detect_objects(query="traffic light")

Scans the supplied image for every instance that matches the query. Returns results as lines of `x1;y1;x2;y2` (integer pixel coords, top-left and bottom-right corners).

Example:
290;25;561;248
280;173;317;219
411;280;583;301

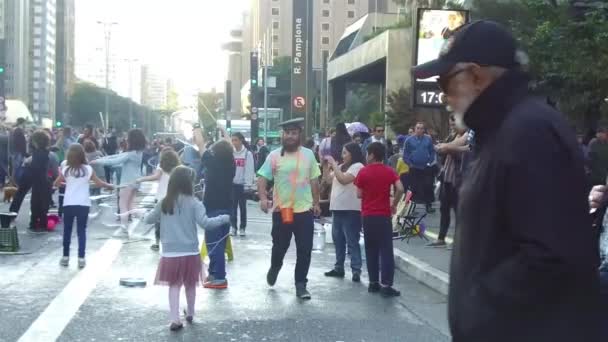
250;52;258;89
0;66;4;74
55;121;62;128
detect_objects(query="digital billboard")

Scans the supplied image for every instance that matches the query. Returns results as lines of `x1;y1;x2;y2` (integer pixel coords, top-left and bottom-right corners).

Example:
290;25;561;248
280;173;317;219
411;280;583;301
413;9;469;107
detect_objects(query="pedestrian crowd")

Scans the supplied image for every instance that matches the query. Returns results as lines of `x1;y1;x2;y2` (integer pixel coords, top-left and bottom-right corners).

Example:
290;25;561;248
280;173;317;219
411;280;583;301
4;19;608;340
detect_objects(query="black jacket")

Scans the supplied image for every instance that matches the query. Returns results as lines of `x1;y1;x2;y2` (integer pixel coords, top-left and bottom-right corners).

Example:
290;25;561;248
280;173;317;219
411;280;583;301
449;70;601;341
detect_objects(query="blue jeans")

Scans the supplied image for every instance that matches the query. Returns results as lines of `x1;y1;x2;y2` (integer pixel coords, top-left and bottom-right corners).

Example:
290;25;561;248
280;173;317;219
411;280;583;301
205;208;231;280
332;210;362;274
63;206;90;258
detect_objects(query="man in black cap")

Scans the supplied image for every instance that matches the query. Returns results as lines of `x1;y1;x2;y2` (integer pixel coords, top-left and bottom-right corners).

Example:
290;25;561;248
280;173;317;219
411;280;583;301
257;118;321;300
413;20;601;341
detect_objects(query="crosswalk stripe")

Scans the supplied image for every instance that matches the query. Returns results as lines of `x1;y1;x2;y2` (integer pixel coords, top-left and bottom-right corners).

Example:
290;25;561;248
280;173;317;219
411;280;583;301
17;185;158;342
17;239;123;342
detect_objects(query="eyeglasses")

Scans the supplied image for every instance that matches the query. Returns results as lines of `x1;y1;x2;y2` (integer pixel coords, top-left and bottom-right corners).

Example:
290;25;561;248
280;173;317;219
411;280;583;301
437;68;468;94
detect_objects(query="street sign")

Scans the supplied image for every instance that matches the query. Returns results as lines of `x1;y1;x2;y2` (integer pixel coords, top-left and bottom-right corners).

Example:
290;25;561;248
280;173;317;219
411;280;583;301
293;96;306;109
251;114;258;120
252;107;258;113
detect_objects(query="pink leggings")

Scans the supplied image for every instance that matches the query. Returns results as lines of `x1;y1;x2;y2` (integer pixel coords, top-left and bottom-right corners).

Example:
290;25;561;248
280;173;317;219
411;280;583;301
169;285;196;323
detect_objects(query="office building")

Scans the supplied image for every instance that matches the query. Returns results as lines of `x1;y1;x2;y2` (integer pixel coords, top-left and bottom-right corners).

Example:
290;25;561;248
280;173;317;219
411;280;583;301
2;0;32;104
141;65;167;110
56;0;75;122
223;0;403;115
30;0;57;122
250;0;401;69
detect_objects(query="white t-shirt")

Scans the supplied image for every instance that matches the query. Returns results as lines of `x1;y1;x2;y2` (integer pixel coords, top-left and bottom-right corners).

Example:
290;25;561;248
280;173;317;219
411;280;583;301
61;161;93;207
157;166;170;201
329;162;363;211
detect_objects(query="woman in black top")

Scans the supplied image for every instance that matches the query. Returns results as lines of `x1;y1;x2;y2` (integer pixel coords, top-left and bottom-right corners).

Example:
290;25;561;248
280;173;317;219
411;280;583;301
195;127;235;289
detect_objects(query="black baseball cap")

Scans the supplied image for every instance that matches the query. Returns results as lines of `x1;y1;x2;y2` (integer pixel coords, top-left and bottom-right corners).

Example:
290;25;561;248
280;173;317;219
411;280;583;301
412;20;520;79
278;117;305;130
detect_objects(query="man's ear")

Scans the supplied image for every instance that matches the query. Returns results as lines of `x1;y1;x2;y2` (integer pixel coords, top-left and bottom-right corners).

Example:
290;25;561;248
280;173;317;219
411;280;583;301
469;64;487;92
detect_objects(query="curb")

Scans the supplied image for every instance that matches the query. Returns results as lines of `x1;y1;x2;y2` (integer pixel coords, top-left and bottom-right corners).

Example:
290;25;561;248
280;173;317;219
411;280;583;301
393;248;449;296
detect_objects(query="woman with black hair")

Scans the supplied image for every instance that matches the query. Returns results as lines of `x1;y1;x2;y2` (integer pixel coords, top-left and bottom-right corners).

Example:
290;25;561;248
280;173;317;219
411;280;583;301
323;142;365;282
193;127;235;289
230;132;254;236
330;123;351;163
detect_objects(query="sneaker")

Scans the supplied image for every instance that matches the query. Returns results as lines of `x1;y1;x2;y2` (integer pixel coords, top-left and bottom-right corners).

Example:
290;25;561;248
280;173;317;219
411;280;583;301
426;206;436;214
380;286;401;298
238;228;246;237
28;227;46;235
183;309;193;324
266;267;280;287
324;269;345;278
150;243;160;251
426;240;447;248
114;227;129;239
296;283;311;300
352;273;361;283
368;282;381;293
230;228;237;236
78;258;86;269
60;256;69;267
203;278;228;289
169;322;183;332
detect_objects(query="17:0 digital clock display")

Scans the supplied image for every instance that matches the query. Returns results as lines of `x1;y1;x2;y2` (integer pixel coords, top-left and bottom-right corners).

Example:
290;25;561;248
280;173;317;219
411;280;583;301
415;90;445;106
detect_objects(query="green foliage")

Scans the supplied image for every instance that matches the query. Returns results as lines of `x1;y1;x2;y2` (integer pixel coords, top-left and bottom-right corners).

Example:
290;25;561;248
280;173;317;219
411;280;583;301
386;87;417;134
197;91;223;131
363;20;412;42
69;82;161;133
335;83;382;125
470;0;608;127
271;56;291;79
165;88;179;112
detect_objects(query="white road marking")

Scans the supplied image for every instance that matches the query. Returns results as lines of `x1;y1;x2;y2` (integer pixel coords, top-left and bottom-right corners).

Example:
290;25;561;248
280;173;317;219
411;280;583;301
17;185;157;342
424;231;453;244
17;239;123;342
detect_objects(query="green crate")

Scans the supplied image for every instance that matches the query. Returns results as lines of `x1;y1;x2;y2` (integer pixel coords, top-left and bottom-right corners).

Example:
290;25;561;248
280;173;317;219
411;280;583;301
0;226;19;252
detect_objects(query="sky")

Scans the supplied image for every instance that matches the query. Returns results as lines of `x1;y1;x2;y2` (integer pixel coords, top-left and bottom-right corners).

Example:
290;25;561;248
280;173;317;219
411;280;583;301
75;0;248;98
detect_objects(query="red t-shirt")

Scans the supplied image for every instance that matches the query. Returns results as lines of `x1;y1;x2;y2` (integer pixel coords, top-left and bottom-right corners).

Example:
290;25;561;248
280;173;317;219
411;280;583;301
354;163;399;217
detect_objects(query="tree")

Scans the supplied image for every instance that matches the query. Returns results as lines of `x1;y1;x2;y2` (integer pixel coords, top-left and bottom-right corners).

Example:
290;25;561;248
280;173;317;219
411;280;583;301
386;88;416;134
197;91;223;131
69;82;106;127
386;87;444;135
70;82;154;132
335;83;382;125
165;88;179;112
469;0;608;129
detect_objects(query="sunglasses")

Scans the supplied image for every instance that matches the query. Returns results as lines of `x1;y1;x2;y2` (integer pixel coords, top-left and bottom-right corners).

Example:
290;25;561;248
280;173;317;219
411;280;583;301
437;68;469;94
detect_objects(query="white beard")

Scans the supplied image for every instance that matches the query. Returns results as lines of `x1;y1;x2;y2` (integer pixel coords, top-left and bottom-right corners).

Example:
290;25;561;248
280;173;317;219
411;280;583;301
447;92;478;131
453;112;468;131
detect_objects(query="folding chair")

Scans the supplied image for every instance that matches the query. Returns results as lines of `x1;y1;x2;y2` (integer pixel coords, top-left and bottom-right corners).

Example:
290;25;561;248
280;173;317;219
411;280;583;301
392;190;428;242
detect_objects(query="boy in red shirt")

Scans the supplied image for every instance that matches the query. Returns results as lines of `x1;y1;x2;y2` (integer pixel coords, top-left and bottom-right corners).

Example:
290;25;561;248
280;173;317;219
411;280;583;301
354;142;404;297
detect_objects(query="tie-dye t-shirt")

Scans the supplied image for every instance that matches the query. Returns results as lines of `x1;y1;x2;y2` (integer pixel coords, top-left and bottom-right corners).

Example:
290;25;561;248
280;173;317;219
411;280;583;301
257;147;321;213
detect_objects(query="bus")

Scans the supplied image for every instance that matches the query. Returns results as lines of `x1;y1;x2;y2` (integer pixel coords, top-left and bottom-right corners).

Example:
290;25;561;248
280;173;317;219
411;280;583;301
216;108;283;149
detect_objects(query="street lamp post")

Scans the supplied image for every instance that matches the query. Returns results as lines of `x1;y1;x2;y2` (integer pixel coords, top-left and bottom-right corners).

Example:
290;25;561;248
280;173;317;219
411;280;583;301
97;21;118;130
124;58;138;128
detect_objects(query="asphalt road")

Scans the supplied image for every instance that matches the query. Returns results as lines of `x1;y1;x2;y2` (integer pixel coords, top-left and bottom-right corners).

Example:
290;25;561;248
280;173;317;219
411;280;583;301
0;188;449;342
